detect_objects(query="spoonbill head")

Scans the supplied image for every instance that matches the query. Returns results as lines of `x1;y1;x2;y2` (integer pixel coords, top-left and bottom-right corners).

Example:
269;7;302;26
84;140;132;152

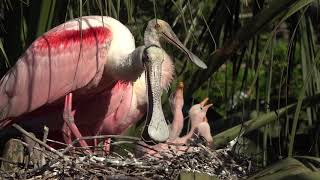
144;19;207;69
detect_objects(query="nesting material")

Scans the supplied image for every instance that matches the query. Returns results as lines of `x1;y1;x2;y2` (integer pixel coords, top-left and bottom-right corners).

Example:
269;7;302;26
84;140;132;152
0;128;258;180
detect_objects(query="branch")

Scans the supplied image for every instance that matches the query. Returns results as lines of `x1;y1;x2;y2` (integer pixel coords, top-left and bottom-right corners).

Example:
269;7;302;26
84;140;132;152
213;93;320;147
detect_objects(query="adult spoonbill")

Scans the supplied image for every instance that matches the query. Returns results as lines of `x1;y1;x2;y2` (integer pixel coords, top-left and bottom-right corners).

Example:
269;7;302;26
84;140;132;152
0;16;206;145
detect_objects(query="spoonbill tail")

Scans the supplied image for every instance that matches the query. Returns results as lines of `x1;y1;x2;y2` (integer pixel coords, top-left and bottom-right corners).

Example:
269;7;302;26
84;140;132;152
0;16;206;146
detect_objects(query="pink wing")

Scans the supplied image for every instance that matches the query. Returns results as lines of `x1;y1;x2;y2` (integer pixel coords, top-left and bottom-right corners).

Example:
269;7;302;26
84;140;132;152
9;81;134;145
72;81;133;137
0;18;112;120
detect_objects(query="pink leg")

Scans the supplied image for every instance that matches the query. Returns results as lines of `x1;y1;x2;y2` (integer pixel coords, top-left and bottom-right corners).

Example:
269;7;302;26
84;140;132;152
63;93;91;154
62;123;72;144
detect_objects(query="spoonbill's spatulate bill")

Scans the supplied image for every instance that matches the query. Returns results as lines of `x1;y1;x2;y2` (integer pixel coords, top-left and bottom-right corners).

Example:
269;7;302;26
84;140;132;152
0;16;206;145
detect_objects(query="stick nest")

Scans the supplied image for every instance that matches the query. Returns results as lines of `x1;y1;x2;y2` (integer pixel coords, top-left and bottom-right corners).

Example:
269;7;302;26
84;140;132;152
0;126;259;179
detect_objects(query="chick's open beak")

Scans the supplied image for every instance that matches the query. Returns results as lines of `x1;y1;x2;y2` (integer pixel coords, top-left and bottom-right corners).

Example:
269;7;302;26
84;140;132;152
199;97;213;122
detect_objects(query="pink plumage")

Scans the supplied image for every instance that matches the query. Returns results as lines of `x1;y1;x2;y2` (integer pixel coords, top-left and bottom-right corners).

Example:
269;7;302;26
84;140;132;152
0;16;140;145
0;16;205;147
34;27;111;50
0;17;116;122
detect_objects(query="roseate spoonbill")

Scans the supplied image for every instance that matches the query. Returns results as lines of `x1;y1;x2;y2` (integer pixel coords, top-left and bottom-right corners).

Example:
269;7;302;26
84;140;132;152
136;84;213;157
196;121;213;146
0;16;206;145
167;121;213;157
169;97;213;145
188;97;212;130
168;97;214;152
168;81;184;140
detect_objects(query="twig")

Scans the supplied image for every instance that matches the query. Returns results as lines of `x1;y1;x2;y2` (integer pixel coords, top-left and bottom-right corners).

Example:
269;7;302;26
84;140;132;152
46;139;68;147
0;168;14;178
61;135;140;155
41;126;49;166
42;126;49;145
18;141;52;160
197;143;215;157
12;124;65;159
0;157;21;165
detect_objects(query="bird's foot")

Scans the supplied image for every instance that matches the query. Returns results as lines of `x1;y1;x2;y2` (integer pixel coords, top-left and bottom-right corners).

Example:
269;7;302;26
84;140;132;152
63;93;91;154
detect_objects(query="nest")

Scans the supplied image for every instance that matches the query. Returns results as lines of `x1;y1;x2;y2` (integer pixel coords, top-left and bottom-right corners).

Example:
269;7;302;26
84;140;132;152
0;124;258;179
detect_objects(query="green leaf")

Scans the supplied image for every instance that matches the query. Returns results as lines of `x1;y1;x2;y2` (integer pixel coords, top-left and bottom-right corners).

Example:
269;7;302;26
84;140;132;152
248;158;312;180
36;0;56;37
0;38;10;68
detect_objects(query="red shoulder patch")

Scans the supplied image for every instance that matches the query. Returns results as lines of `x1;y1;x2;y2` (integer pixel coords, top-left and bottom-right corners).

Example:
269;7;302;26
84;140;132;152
34;27;112;50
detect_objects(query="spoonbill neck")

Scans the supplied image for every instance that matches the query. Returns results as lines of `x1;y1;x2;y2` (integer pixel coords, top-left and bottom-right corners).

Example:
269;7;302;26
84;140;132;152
133;52;174;107
98;16;144;81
